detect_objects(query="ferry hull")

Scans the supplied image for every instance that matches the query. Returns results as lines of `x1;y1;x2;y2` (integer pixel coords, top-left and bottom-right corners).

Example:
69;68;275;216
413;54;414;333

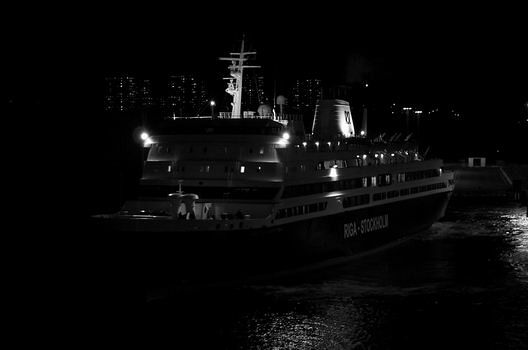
97;192;451;282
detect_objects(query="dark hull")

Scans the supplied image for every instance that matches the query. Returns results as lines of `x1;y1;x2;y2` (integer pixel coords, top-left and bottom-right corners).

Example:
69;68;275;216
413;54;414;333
99;191;451;283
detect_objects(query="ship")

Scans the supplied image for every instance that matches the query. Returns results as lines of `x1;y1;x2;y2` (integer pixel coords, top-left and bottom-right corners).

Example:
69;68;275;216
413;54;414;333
94;40;455;281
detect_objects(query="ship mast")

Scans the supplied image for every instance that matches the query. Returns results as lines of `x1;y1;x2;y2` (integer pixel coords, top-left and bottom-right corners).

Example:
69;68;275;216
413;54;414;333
219;37;260;118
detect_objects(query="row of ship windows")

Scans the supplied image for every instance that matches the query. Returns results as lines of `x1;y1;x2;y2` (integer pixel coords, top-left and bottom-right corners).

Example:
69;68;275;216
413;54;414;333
158;164;442;180
275;182;447;220
282;169;442;198
286;155;420;173
156;145;267;155
275;201;328;220
373;182;447;201
166;165;264;174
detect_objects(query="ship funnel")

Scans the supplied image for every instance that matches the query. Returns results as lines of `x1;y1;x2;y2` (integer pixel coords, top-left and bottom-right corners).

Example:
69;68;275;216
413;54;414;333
311;99;355;140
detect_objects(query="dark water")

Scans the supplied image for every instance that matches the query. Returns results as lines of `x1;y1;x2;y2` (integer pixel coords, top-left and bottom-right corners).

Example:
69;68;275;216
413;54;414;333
141;203;527;349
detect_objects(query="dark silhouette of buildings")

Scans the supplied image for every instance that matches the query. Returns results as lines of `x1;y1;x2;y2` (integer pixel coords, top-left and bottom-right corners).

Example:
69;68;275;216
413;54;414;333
104;75;154;113
162;74;209;118
243;73;267;111
291;78;322;113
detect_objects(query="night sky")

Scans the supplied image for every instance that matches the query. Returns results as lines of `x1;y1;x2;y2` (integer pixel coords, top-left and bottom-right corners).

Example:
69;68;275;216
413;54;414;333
3;7;527;144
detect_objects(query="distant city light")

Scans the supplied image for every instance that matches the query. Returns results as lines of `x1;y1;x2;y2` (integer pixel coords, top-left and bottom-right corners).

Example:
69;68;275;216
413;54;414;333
360;130;366;136
365;83;369;87
362;154;367;160
315;141;320;147
403;107;412;111
210;100;216;106
415;110;423;114
302;142;307;147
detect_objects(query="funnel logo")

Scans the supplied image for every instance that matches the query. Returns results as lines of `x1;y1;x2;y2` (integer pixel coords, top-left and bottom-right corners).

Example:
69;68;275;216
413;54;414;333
344;111;352;124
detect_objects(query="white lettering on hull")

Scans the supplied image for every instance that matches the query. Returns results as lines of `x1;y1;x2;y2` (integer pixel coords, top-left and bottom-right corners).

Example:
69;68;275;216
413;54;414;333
344;214;389;239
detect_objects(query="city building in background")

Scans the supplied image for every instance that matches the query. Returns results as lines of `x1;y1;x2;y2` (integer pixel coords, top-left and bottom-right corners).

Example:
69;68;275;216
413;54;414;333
290;78;322;113
104;75;138;112
138;79;155;111
242;73;266;112
104;75;155;113
164;74;209;119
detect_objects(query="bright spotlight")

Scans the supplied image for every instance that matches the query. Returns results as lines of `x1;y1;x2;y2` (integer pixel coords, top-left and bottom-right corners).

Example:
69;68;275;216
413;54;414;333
282;132;290;140
140;132;149;141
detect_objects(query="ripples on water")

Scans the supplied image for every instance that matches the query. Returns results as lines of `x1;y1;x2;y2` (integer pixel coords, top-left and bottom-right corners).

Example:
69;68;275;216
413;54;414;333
144;204;528;349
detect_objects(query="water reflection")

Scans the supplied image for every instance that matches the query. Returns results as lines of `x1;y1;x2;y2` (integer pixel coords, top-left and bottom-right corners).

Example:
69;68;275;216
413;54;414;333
235;294;377;349
501;209;528;282
146;204;528;349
